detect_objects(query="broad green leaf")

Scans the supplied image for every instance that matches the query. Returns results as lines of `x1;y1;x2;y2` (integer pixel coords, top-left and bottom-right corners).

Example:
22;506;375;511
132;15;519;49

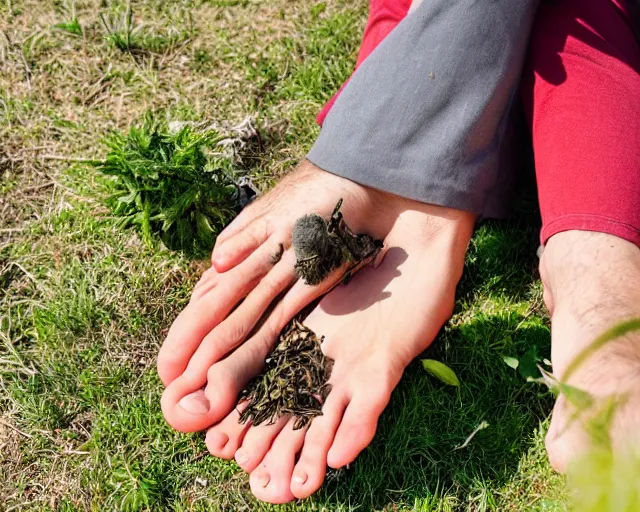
518;347;541;380
503;356;519;370
421;359;460;387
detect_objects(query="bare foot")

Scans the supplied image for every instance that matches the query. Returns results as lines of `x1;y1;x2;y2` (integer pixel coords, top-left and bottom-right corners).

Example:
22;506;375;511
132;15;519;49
540;231;640;472
204;204;475;503
158;160;418;432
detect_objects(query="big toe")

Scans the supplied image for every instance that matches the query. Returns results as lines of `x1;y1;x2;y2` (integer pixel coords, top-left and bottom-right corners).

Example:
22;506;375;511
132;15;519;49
161;316;281;433
160;363;242;432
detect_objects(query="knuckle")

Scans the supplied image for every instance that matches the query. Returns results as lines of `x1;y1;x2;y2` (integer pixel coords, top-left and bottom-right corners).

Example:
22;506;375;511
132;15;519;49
251;325;280;359
191;279;215;303
258;216;271;241
206;357;232;384
259;273;282;297
180;369;206;389
220;320;249;352
200;334;224;362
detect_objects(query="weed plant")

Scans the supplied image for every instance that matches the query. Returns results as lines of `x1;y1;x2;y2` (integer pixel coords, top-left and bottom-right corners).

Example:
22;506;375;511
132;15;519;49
95;114;242;258
100;4;192;55
53;0;82;36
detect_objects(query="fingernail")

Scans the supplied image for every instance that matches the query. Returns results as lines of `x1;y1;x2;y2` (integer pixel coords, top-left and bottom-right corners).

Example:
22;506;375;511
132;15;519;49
235;449;249;464
178;390;210;414
256;472;270;488
292;471;307;485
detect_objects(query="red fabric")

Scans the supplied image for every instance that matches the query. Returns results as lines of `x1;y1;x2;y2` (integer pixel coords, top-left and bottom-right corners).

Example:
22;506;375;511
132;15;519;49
316;0;412;126
522;0;640;246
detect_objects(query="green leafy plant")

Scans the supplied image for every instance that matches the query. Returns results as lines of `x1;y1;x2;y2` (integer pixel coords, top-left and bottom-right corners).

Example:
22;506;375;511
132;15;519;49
502;346;543;380
53;0;82;36
95;114;245;257
54;18;82;37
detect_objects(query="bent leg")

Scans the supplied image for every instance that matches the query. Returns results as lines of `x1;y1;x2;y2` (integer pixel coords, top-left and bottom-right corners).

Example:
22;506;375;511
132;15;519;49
522;0;640;472
316;0;412;126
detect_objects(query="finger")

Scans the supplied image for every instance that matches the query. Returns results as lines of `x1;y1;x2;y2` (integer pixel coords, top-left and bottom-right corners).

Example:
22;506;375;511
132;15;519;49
212;215;272;272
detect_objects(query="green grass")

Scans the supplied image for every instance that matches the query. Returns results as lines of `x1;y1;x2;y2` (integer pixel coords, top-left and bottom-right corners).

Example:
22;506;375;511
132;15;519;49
1;0;566;510
99;4;194;56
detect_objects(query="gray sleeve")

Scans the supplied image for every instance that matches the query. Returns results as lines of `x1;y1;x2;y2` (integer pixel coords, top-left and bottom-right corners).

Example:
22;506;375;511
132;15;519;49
307;0;540;218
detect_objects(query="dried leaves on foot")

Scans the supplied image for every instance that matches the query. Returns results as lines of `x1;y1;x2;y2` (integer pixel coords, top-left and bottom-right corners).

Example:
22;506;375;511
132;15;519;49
238;321;333;430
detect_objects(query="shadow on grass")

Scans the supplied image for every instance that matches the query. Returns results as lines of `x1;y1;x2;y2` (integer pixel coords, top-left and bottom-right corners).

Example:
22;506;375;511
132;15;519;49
317;313;552;510
315;175;555;510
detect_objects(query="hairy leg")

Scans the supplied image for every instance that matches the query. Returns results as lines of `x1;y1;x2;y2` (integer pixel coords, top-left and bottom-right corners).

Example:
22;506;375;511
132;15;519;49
520;0;640;471
541;231;640;472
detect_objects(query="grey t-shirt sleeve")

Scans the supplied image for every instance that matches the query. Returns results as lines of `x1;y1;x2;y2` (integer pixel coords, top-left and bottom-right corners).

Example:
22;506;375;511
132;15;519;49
307;0;540;219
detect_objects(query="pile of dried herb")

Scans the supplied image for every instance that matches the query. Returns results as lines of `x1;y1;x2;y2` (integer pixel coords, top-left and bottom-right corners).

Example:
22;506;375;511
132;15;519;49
239;321;333;430
238;200;383;429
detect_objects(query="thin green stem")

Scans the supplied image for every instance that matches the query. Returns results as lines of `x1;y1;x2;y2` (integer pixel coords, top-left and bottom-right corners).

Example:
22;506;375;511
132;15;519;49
562;318;640;382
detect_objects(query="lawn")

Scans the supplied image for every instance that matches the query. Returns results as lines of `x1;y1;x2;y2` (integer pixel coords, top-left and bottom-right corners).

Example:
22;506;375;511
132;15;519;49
1;0;568;510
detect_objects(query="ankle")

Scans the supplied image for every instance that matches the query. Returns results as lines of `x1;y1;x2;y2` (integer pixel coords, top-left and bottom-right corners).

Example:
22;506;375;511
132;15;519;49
540;231;640;317
540;231;640;380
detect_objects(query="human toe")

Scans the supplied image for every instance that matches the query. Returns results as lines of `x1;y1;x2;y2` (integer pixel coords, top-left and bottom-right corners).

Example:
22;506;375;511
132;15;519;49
205;408;250;459
160;359;246;432
291;391;347;499
234;417;288;472
249;419;305;504
327;388;392;469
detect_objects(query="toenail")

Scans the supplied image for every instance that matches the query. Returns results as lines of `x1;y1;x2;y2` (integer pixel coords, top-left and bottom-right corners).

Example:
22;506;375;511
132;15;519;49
178;391;210;414
292;471;307;485
256;472;270;488
235;448;249;464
